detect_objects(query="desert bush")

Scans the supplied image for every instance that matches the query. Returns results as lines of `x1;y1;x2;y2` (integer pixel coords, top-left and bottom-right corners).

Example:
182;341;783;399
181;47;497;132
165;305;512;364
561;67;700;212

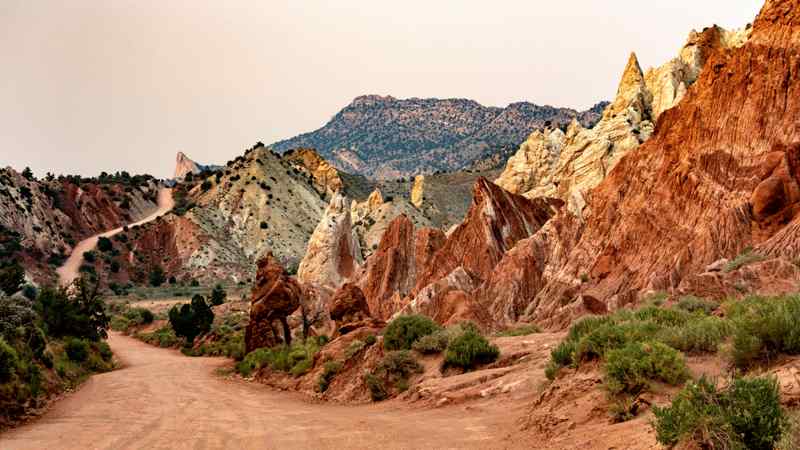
364;372;387;401
658;316;731;353
236;348;272;377
604;341;688;395
344;340;366;359
65;338;90;362
383;314;441;351
724;248;766;273
444;330;500;370
495;324;541;337
676;296;719;315
0;337;18;382
317;361;342;393
653;376;786;450
727;295;800;368
412;329;450;354
364;334;376;346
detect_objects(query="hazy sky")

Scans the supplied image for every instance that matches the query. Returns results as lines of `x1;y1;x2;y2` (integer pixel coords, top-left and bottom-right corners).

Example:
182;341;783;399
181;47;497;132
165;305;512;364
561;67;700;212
1;1;763;178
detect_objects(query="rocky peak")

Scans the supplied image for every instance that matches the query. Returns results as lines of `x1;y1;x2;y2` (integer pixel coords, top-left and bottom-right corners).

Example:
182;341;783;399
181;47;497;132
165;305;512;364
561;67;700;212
174;151;201;180
297;191;363;289
604;52;649;121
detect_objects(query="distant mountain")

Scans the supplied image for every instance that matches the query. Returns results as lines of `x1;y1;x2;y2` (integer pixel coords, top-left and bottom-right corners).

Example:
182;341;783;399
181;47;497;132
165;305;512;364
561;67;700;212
270;96;608;179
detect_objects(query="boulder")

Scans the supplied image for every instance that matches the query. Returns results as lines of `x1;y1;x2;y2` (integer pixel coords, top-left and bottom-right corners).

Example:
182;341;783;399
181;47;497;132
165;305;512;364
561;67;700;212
329;282;381;335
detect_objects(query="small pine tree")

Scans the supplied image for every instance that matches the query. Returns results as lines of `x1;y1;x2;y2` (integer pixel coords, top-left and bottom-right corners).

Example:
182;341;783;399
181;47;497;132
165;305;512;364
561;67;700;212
149;265;166;287
210;284;226;306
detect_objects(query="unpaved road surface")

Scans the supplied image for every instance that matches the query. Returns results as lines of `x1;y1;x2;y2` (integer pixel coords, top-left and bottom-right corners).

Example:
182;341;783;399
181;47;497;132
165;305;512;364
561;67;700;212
56;187;174;286
2;333;517;449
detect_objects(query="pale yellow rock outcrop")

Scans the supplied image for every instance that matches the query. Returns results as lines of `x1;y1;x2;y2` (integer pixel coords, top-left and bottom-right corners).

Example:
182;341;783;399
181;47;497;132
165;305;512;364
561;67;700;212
297;192;363;289
411;175;425;208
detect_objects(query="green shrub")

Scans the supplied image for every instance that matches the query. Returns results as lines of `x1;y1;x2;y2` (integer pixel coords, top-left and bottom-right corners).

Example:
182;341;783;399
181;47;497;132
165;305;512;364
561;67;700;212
364;334;376;346
495;324;541;337
653;376;786;450
412;329;450;354
658;316;731;353
95;341;113;362
444;331;500;369
727;295;800;368
676;296;719;315
364;372;387;401
724;249;766;273
139;309;154;324
383;314;441;351
379;350;423;379
237;348;272;377
604;341;688;395
0;337;18;381
65;338;90;362
344;340;366;359
110;315;131;332
317;361;342;393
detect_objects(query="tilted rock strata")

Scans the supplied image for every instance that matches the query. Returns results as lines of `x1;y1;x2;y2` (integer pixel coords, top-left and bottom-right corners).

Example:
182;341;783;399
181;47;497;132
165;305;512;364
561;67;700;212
357;215;446;321
480;0;800;329
414;177;563;293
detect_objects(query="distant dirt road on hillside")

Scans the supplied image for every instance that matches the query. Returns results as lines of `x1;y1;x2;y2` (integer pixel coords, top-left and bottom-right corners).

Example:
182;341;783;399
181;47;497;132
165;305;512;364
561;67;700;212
56;187;174;287
1;333;516;450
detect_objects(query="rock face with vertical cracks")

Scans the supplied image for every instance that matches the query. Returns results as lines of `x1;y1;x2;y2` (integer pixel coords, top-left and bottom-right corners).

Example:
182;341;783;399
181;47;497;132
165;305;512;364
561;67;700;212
358;215;445;321
414;177;563;294
484;0;800;329
245;253;303;353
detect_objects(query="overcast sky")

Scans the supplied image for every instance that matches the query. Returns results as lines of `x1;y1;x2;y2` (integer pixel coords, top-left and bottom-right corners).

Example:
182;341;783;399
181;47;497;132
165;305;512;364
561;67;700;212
0;0;763;178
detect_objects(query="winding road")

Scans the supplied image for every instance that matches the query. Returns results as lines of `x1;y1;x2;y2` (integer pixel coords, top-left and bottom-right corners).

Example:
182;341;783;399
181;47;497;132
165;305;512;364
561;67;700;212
56;187;175;286
2;333;512;449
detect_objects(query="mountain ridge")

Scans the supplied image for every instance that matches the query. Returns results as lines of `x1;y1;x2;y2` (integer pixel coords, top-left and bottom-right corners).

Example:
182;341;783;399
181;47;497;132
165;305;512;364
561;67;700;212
270;96;607;179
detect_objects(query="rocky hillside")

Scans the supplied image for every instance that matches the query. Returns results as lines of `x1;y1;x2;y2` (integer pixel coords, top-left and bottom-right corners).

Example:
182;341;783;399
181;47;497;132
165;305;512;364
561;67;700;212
0;167;160;284
270;96;607;179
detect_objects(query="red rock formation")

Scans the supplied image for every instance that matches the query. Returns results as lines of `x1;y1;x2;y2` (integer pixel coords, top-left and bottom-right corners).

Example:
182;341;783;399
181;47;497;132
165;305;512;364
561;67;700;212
358;215;445;320
328;282;382;335
245;253;303;353
478;0;800;328
414;177;562;293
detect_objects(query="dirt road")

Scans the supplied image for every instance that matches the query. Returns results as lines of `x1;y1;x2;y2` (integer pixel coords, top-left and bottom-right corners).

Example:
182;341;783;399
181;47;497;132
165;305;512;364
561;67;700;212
56;188;175;286
2;333;517;449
